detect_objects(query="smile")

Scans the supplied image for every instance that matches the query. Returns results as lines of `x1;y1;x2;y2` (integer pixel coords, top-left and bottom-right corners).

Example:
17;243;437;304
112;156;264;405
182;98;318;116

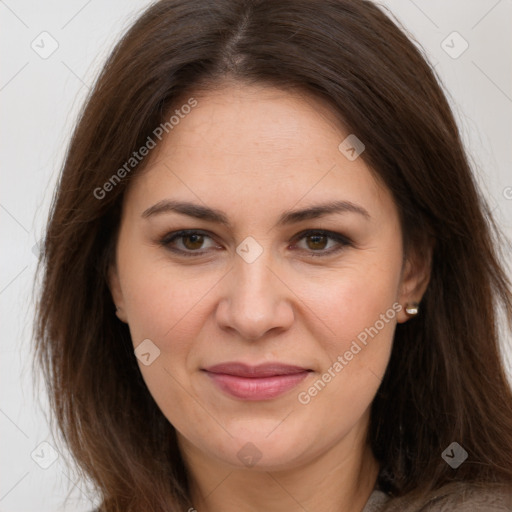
202;362;312;401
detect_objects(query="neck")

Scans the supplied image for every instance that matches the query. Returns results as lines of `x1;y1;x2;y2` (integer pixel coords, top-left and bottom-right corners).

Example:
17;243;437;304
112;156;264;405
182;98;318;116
178;417;379;512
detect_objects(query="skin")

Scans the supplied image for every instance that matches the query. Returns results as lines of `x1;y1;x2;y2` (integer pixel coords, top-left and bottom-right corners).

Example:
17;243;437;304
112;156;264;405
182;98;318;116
108;81;431;512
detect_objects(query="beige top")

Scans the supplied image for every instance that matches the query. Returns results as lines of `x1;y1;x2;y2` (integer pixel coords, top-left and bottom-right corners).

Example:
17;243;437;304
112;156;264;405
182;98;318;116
361;483;512;511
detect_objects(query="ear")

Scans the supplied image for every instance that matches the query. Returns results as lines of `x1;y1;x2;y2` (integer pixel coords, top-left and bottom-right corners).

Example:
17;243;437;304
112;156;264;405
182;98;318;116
396;240;433;324
107;263;128;323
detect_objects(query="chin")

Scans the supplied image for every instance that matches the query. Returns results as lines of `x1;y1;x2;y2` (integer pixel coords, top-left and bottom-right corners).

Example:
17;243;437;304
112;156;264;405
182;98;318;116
205;427;317;472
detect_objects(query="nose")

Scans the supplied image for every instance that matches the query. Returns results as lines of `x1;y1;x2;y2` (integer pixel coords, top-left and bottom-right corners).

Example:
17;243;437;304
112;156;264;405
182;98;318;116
215;247;295;341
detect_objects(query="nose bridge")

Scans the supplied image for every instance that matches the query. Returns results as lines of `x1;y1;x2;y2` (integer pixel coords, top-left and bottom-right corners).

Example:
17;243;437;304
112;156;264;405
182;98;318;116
216;240;294;340
234;234;276;295
235;251;273;302
233;246;278;317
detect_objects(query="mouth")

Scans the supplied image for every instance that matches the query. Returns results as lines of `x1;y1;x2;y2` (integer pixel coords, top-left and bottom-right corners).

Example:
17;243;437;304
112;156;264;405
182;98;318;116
201;362;313;401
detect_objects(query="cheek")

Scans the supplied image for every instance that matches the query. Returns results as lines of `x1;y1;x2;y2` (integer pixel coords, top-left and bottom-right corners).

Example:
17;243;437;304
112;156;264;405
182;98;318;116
118;248;217;347
295;269;399;434
305;254;402;356
117;258;211;429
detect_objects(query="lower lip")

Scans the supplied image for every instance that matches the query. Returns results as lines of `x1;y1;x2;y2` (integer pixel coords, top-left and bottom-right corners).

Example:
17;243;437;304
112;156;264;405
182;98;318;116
204;371;310;401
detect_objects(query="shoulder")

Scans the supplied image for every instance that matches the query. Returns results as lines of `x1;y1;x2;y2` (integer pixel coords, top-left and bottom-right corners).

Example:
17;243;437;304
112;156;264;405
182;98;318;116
362;489;393;512
364;482;512;512
420;482;512;511
428;482;512;511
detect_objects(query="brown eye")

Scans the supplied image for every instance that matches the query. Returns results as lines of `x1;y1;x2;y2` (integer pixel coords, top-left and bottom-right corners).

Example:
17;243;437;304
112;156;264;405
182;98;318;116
160;230;219;256
293;230;352;256
181;233;205;250
305;234;328;251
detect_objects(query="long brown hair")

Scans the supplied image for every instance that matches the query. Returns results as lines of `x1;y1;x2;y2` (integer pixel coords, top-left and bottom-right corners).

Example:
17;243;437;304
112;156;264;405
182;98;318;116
33;0;512;510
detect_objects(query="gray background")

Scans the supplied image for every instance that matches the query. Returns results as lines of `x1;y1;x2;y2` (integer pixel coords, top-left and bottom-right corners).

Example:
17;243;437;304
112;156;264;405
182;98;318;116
1;0;511;510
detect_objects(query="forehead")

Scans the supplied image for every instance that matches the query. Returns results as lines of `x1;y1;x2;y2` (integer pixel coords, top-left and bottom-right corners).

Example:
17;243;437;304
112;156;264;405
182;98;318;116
175;83;344;151
122;82;393;222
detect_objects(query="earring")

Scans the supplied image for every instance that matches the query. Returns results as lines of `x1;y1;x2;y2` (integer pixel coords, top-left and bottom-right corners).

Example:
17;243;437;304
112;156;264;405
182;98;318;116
405;302;420;316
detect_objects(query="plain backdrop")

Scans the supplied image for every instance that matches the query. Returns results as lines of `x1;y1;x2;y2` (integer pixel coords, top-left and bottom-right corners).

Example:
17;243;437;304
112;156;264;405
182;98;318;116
1;1;511;510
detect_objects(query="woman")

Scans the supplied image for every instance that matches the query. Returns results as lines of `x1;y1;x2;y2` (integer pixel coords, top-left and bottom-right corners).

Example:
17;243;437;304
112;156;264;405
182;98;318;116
33;0;512;510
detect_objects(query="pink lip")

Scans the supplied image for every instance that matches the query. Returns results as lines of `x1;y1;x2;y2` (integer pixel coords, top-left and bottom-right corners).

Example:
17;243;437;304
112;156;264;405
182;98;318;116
202;362;311;401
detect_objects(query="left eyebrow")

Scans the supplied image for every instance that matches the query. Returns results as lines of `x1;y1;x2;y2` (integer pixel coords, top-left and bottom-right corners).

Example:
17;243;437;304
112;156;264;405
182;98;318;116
141;199;371;226
275;200;371;226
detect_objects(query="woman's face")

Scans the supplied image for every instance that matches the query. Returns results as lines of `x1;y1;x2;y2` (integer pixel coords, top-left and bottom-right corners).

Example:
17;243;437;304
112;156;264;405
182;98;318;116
109;82;427;472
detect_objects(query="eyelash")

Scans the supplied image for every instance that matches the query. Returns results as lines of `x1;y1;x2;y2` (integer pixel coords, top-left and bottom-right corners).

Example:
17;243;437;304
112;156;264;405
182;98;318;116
159;229;353;258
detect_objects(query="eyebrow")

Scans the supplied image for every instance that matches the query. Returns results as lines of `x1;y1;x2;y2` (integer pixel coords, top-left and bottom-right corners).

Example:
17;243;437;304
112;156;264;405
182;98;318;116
141;199;371;226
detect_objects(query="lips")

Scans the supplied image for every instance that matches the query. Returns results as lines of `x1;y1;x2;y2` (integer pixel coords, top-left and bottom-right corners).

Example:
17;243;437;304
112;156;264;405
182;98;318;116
202;362;312;400
204;362;309;377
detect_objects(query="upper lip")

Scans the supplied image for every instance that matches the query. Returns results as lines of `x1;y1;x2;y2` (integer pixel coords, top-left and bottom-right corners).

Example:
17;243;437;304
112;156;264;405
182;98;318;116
203;362;311;378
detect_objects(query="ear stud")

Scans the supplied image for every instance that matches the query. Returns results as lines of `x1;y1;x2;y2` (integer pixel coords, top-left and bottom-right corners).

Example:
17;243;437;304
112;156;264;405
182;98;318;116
405;302;420;316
